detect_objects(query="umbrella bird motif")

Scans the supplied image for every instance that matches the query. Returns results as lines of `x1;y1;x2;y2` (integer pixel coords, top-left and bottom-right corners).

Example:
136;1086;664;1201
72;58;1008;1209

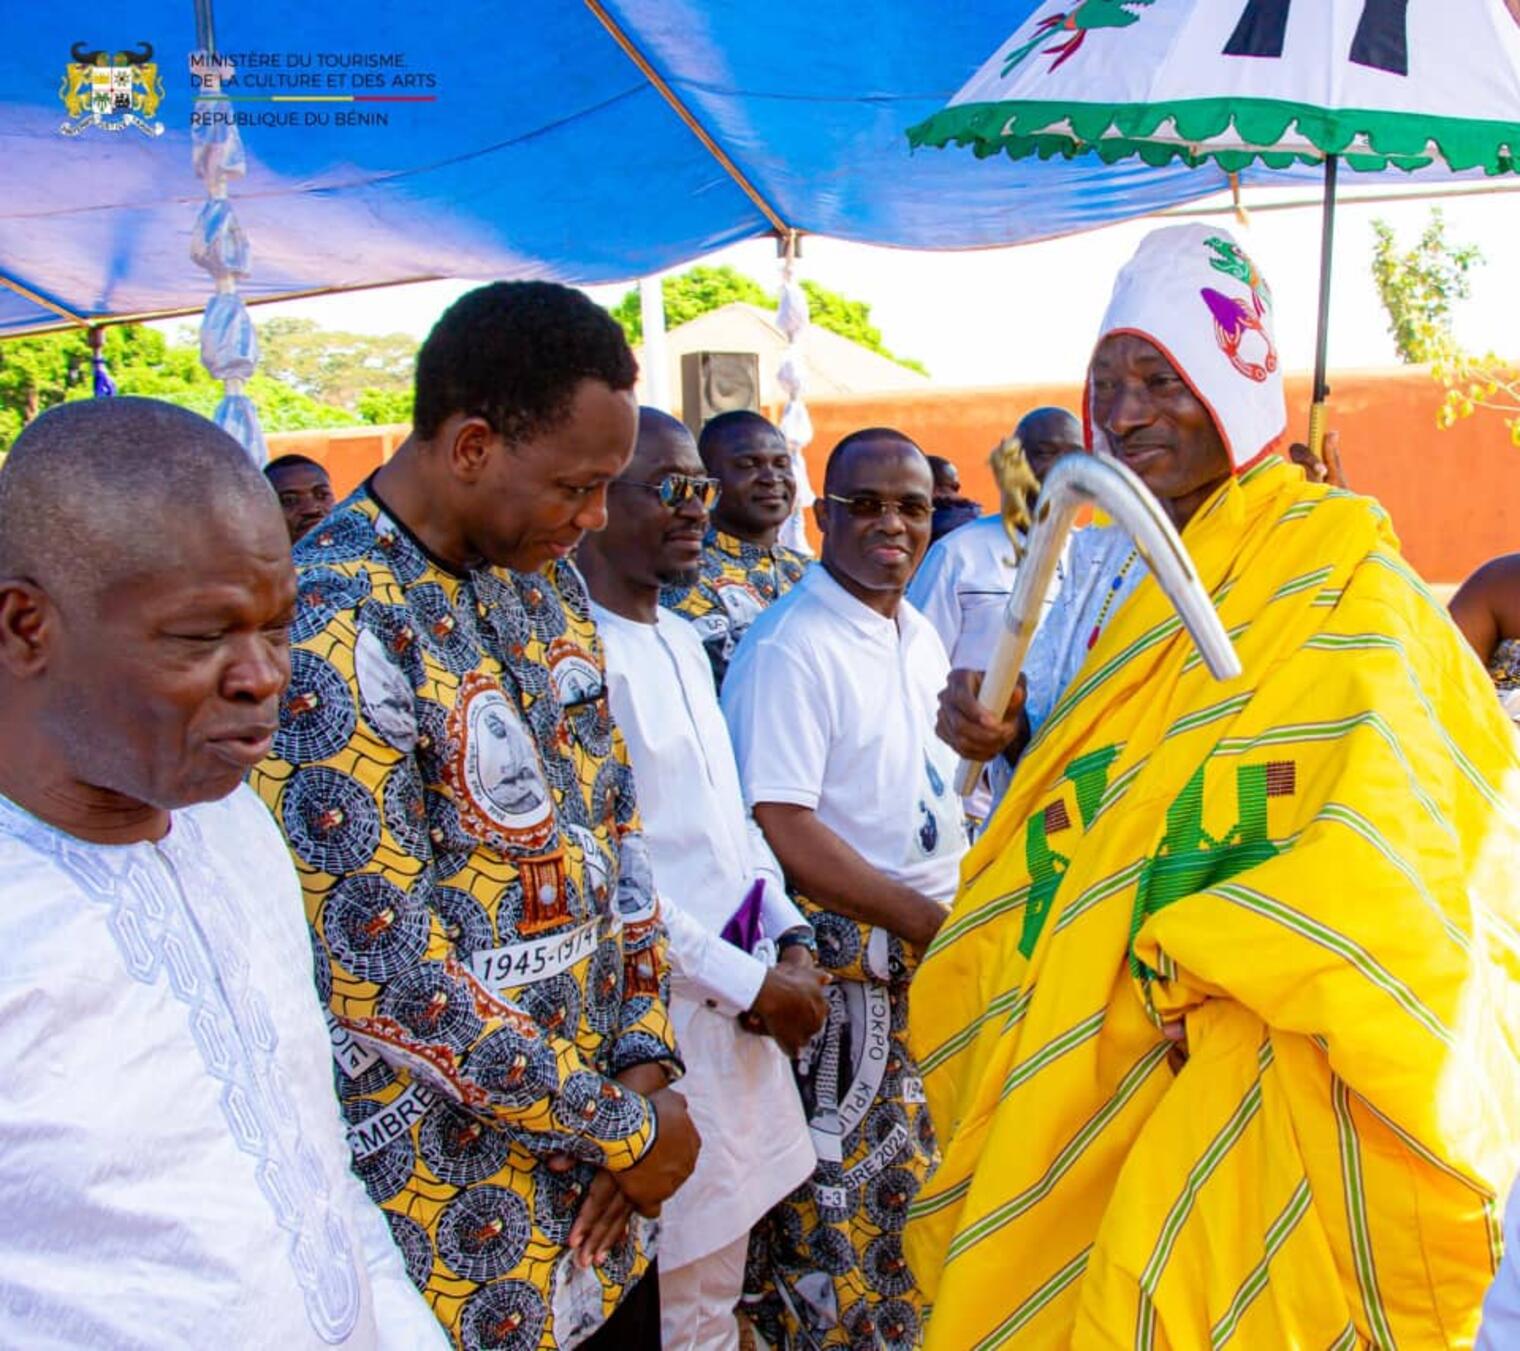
1001;0;1156;77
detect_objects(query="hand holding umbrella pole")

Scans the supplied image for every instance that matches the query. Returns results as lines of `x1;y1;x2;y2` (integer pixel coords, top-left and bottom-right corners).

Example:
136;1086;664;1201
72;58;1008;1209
954;452;1243;796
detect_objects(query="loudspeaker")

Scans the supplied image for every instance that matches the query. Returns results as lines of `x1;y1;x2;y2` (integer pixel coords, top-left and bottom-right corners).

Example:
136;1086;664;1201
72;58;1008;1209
680;351;761;436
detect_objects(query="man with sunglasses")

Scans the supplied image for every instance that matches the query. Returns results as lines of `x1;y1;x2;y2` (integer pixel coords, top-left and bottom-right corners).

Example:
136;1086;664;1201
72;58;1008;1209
579;407;830;1349
721;428;1021;1349
253;283;700;1350
661;410;810;690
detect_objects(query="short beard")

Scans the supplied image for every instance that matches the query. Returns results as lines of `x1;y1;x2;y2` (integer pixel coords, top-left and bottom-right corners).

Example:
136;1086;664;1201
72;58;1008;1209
656;564;701;588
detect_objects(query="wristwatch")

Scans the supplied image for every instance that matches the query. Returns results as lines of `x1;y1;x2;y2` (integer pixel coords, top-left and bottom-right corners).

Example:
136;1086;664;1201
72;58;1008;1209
775;925;817;955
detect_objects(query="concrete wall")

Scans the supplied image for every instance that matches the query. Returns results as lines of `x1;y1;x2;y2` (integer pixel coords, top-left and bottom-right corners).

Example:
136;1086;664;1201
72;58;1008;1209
269;366;1518;585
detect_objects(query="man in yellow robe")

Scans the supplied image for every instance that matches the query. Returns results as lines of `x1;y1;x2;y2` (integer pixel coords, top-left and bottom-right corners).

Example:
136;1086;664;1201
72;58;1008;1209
908;224;1520;1349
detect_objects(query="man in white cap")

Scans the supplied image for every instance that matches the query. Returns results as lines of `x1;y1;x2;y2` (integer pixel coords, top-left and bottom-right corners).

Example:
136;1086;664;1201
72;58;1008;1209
911;225;1520;1349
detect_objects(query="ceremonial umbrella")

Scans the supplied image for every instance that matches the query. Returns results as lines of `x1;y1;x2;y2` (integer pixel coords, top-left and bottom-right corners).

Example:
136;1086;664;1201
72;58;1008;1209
908;0;1520;457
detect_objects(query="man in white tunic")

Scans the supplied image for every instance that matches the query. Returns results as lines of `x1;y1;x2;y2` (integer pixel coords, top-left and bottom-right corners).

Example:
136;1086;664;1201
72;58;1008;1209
908;407;1081;672
578;408;828;1349
0;400;442;1349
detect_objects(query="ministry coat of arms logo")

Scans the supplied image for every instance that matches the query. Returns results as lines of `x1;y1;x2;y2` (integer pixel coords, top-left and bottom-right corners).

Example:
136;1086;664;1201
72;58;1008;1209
59;42;165;138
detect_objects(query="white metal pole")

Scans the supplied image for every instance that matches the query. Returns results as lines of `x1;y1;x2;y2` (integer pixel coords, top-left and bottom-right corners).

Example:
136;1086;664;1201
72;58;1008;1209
639;275;671;411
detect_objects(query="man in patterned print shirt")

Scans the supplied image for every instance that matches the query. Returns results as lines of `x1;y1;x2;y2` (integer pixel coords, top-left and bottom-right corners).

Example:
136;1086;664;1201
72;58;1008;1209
253;283;700;1351
660;410;809;688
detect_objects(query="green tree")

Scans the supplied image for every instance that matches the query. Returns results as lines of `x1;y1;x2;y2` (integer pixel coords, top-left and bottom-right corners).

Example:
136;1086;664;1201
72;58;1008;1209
611;266;771;345
1431;349;1520;447
801;280;929;376
611;265;928;375
1370;208;1483;364
0;323;361;451
0;330;98;425
356;386;415;426
247;374;362;431
255;317;415;408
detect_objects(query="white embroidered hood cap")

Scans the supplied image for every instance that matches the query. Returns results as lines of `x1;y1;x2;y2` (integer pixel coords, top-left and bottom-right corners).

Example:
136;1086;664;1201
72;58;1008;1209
1087;223;1287;471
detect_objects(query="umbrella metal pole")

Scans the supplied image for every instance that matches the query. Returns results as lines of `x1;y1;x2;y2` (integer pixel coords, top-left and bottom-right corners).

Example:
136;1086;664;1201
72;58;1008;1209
1308;153;1338;461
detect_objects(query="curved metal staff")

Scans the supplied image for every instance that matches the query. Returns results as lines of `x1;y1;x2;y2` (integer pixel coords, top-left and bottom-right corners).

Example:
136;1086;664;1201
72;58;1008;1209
955;452;1242;796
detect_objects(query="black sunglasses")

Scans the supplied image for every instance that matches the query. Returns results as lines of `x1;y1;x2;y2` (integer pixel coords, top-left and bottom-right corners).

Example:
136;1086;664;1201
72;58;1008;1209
824;492;932;523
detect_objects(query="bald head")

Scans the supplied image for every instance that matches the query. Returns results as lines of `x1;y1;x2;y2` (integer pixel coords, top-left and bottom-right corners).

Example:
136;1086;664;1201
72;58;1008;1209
0;398;282;598
816;427;932;614
579;405;709;611
629;406;696;478
0;397;297;835
823;427;927;497
1013;406;1083;482
926;454;962;507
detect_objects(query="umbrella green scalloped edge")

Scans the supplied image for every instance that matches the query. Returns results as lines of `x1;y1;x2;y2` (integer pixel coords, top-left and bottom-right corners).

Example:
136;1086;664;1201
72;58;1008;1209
908;98;1520;175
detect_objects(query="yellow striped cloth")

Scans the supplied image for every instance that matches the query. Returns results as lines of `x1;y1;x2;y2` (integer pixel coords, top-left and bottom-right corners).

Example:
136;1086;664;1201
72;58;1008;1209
905;457;1520;1349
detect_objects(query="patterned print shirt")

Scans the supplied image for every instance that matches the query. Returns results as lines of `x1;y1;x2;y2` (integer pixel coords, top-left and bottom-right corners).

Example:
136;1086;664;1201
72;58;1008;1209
252;487;680;1350
1489;637;1520;724
660;527;809;688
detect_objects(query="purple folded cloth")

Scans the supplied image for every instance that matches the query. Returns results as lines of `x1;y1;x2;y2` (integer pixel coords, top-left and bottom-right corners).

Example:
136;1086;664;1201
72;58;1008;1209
719;878;767;953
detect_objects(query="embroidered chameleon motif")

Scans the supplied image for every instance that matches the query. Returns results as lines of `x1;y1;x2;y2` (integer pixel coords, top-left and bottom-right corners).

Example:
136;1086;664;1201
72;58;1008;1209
1016;750;1295;968
1019;745;1123;957
1205;235;1274;314
1201;236;1278;383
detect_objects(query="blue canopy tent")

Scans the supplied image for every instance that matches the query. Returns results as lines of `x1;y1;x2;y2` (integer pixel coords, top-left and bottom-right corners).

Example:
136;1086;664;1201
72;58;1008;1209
0;1;1486;338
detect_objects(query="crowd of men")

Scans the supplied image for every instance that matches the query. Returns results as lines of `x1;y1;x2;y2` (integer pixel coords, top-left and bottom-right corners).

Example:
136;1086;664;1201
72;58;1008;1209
3;223;1520;1351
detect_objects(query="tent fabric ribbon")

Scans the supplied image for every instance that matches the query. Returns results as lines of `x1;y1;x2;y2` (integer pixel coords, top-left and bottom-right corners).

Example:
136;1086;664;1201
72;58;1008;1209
904;456;1520;1348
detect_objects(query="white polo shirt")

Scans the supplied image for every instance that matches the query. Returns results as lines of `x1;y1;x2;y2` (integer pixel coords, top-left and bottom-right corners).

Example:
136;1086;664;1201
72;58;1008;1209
722;565;966;904
909;514;1021;670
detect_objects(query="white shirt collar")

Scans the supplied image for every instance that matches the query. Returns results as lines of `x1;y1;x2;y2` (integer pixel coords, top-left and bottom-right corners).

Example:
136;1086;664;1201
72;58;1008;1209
804;563;904;638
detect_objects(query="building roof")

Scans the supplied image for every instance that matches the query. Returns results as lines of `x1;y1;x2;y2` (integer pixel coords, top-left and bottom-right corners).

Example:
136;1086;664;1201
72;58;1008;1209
637;302;928;419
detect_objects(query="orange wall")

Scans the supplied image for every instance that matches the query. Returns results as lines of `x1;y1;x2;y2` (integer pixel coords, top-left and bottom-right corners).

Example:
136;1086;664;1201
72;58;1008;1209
270;367;1518;585
795;368;1519;585
267;424;409;498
